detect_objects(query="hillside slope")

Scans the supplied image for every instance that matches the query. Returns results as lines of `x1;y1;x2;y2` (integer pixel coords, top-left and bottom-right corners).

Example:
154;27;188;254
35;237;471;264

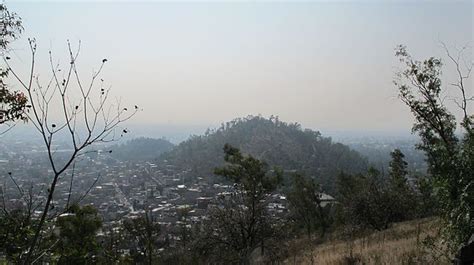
160;116;368;192
284;218;444;265
111;137;174;162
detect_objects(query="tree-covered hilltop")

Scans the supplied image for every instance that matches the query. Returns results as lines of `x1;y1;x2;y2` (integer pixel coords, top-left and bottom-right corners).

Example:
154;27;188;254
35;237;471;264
111;137;175;162
159;116;368;192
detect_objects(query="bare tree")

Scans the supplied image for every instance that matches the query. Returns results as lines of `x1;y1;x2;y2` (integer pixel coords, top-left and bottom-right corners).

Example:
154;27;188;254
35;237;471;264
4;38;138;263
440;42;473;129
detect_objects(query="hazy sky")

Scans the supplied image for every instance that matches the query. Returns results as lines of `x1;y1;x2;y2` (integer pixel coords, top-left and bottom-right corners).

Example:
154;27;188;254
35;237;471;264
6;0;473;133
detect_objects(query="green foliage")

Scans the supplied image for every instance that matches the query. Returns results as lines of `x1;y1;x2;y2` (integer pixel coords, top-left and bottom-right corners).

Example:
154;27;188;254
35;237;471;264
53;204;102;264
336;151;418;232
395;45;473;251
387;149;417;222
336;169;394;231
415;175;438;218
98;226;130;264
214;143;282;202
0;88;28;124
287;173;328;238
0;209;35;263
0;4;23;50
194;144;283;264
0;3;28;125
389;149;409;181
161;115;367;192
123;211;161;265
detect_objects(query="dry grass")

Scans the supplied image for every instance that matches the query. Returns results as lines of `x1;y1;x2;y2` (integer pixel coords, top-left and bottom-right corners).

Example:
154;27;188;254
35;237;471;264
284;218;450;265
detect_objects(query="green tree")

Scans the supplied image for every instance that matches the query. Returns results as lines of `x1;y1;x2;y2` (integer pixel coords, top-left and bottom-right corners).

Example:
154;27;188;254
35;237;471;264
195;144;282;264
287;173;328;264
336;168;393;231
336;151;421;237
123;210;161;265
0;3;28;128
395;45;473;252
387;149;416;222
389;149;408;181
415;174;438;218
99;226;128;264
0;180;44;263
0;209;35;263
53;204;102;264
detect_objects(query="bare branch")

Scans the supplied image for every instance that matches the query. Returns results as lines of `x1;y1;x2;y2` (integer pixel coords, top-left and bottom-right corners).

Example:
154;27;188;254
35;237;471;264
441;42;473;128
4;39;139;263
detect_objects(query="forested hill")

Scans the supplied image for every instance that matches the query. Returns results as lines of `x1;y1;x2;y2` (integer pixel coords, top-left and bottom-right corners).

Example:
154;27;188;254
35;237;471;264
159;116;368;191
111;137;174;162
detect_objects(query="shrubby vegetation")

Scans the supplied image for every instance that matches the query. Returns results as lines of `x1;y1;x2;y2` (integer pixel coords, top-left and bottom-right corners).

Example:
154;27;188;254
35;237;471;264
189;144;283;264
160;115;368;192
335;150;423;232
51;204;102;264
0;144;438;264
0;2;472;264
0;208;36;263
122;211;163;264
110;137;174;162
286;173;331;264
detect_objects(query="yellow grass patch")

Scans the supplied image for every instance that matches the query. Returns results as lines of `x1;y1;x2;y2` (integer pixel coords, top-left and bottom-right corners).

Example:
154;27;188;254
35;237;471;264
284;218;449;265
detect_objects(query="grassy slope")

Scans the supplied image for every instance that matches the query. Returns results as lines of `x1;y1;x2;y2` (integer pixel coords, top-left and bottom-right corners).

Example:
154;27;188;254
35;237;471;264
284;218;449;265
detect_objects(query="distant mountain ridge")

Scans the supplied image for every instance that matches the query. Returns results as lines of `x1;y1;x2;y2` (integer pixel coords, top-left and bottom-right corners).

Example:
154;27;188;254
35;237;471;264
159;116;368;192
111;137;174;162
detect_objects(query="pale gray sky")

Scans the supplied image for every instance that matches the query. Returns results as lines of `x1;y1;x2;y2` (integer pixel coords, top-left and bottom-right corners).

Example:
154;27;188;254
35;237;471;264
6;0;473;133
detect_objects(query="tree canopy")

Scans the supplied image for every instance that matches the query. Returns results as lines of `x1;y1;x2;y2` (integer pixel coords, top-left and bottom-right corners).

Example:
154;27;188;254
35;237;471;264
0;3;28;126
161;115;368;193
395;45;473;251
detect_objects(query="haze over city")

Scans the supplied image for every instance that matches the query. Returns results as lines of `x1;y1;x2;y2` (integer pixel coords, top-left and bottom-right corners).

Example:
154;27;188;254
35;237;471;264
0;1;473;264
7;1;472;133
